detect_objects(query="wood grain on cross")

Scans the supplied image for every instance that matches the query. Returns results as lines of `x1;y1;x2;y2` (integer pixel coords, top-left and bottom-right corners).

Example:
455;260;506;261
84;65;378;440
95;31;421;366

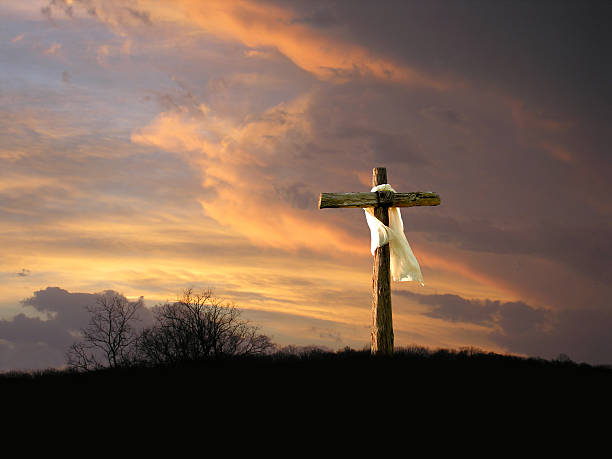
318;167;440;354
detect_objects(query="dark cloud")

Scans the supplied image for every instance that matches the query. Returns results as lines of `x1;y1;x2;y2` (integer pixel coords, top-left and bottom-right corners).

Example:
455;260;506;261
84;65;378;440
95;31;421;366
276;0;612;192
496;301;551;337
0;313;72;348
489;307;612;366
0;287;153;371
0;339;67;371
21;287;99;326
419;217;612;285
399;290;612;365
399;291;500;325
282;0;612;117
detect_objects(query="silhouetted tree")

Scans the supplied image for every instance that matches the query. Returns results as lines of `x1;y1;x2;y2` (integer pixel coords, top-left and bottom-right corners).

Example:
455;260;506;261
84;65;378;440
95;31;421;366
137;288;274;364
66;291;144;370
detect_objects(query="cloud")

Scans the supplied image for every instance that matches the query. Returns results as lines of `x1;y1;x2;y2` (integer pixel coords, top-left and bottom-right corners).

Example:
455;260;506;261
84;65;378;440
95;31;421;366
489;306;612;366
34;1;610;280
173;0;450;87
399;291;501;325
0;287;153;371
423;218;612;286
131;93;368;255
43;0;450;88
281;0;612;121
399;290;612;365
21;287;101;325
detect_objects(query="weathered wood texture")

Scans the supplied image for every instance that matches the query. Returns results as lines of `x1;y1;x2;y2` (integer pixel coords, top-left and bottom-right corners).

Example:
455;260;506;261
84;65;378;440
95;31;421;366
371;167;393;355
318;191;440;209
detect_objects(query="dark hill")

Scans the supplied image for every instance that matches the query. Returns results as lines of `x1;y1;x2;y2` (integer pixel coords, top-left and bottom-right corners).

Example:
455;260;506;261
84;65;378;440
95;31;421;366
7;347;609;430
3;346;611;394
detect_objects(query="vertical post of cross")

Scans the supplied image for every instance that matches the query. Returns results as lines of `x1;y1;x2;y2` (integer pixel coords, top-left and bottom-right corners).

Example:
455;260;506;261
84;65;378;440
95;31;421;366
371;167;393;354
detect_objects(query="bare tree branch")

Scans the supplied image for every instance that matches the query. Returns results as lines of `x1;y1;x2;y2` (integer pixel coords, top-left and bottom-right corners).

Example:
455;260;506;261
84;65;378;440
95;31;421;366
66;291;144;371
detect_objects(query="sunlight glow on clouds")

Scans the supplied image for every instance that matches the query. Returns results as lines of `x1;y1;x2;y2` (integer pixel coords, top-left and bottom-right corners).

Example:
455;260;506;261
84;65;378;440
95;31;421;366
131;93;368;255
1;0;611;368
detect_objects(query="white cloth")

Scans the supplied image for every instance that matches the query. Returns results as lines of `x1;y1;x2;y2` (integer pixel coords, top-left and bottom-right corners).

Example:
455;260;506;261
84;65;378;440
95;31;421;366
364;184;424;285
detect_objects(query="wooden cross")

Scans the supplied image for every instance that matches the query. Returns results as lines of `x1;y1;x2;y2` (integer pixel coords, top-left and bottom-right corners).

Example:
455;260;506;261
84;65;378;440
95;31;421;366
318;167;440;354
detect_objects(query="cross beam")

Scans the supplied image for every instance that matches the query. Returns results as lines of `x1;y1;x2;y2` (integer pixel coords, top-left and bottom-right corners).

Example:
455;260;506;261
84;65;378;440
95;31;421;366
319;191;440;209
318;167;440;354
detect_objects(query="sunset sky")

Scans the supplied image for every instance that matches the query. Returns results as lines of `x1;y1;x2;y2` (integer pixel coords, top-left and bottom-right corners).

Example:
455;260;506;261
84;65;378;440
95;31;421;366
1;0;611;370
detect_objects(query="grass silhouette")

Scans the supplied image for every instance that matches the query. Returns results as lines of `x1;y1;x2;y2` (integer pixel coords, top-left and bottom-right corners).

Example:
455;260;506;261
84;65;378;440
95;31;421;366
3;345;611;387
4;346;611;416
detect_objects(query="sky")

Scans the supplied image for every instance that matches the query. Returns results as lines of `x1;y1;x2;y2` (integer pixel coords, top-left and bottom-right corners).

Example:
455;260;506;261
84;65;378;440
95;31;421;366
1;0;611;370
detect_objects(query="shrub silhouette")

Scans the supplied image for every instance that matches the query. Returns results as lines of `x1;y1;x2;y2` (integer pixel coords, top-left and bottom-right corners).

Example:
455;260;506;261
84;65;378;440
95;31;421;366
137;288;274;364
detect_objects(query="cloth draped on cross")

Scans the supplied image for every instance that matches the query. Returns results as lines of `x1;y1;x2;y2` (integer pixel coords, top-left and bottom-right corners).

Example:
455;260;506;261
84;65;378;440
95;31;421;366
363;184;425;285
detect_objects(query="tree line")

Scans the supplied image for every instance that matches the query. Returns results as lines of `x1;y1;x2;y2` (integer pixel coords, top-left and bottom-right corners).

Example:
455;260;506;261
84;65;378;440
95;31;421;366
66;288;275;371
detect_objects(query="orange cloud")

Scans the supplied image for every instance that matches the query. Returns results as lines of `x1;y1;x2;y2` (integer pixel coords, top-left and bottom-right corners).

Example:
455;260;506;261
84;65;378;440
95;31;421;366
132;95;367;255
80;0;449;89
182;0;444;87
